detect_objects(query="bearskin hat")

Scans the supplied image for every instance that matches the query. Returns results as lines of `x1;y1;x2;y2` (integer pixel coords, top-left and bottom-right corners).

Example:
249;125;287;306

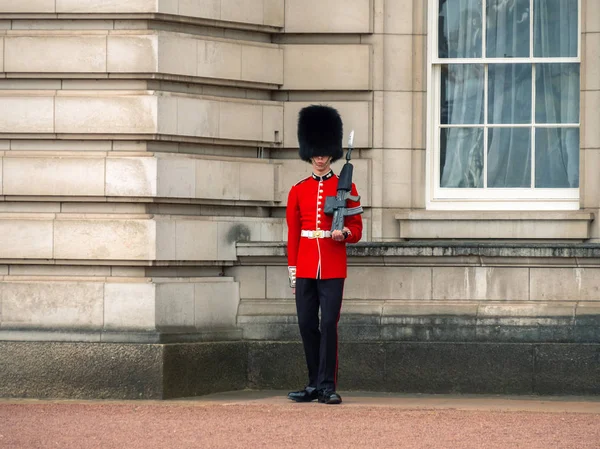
297;105;344;163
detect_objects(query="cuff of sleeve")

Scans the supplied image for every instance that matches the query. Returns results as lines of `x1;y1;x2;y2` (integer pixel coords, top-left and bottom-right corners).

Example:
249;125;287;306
288;266;296;288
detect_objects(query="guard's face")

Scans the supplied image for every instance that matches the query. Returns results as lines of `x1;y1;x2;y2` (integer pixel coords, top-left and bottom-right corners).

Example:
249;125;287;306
311;155;332;172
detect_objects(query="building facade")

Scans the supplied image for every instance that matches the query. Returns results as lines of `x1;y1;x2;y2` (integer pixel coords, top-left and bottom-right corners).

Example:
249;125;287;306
0;0;599;398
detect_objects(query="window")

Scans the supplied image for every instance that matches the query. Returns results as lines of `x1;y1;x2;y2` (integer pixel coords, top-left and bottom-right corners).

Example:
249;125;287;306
427;0;580;210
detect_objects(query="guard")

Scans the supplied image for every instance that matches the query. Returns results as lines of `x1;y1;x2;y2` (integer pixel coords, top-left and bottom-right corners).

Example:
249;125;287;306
286;105;363;405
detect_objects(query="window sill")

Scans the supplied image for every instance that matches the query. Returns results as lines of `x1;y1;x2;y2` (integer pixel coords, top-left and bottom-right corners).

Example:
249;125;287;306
395;211;594;240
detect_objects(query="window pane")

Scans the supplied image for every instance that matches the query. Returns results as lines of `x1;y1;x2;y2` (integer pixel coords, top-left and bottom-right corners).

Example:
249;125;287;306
535;63;580;124
487;128;531;187
488;64;532;124
486;0;530;58
440;127;484;187
534;0;578;57
535;128;579;188
439;0;482;58
441;64;484;124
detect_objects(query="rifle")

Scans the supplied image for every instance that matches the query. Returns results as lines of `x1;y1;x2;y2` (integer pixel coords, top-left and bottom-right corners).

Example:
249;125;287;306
324;130;364;232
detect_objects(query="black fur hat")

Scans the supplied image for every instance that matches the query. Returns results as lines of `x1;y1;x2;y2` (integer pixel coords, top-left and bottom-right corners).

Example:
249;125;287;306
297;105;343;163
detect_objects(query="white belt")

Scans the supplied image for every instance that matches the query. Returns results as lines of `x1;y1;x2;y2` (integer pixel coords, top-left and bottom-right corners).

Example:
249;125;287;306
301;230;331;239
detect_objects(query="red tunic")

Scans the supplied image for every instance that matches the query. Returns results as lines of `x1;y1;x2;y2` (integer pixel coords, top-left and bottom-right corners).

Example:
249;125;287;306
286;171;363;279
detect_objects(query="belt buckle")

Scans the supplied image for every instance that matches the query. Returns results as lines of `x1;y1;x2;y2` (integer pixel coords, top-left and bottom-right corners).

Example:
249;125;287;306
313;230;323;238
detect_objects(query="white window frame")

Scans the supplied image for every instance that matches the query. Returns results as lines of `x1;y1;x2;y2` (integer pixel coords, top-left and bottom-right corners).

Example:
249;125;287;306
426;0;582;211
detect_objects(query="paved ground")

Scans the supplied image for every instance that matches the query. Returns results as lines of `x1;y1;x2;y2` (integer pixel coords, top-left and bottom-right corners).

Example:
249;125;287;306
1;391;600;449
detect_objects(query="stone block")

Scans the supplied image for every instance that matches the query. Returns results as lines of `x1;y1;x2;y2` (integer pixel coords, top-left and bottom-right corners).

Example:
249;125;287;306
247;341;306;389
195;159;240;200
220;101;264;141
585;0;600;32
385;342;534;394
5;36;106;73
411;92;426;150
227;266;267;299
531;268;600;301
155;218;176;260
194;280;240;329
339;343;386;391
55;95;157;134
178;0;220;20
162;342;247;398
581;33;600;90
160;33;197;77
384;0;413;34
1;281;104;329
107;34;158;73
581;149;600;208
54;219;155;260
217;221;259;260
361;34;383;90
266;266;294;299
534;344;600;394
478;302;575;319
0;0;55;13
104;283;156;331
383;91;413;149
56;0;156;13
196;39;241;81
3;157;105;196
157;155;195;198
395;211;593;240
413;0;428;34
413;35;426;91
583;90;600;149
263;104;283;144
0;341;164;399
241;44;283;85
284;0;372;33
106;157;158;197
157;94;178;136
282;45;371;90
0;218;53;259
383;35;413;92
345;267;432;300
0;97;54;133
176;96;219;138
263;0;285;27
175;219;219;260
221;0;264;26
412;148;426;207
382;149;412;208
237;299;296;317
155;283;196;331
432;267;529;301
239;161;276;201
283;101;371;148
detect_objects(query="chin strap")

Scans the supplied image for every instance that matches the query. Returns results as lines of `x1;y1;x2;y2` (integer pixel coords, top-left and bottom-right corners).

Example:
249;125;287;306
288;266;297;288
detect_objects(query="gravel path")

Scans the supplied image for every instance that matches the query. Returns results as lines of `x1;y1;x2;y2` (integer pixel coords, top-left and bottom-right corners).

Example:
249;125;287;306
1;392;600;449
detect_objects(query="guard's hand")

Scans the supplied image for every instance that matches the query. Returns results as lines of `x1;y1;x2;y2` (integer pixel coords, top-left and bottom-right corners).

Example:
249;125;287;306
332;227;350;242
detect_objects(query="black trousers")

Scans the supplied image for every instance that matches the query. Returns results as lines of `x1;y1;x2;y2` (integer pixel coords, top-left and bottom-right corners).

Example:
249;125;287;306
295;277;344;392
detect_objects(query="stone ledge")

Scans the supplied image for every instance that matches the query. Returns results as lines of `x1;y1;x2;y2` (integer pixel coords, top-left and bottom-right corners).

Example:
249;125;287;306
237;299;600;343
237;241;600;260
0;0;285;30
396;211;594;240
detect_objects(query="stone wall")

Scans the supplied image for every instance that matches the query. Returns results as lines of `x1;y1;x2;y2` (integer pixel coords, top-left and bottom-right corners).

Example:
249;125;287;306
0;1;599;398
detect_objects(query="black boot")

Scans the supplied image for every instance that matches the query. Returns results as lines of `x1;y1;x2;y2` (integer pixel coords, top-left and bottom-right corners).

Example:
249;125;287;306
287;387;319;402
318;390;342;405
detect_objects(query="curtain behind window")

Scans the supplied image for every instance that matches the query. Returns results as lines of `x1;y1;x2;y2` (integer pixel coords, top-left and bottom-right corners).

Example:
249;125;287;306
439;0;579;189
